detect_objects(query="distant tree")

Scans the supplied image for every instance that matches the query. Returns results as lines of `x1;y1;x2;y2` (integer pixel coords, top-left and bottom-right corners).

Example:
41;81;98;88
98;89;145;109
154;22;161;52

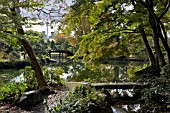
24;30;49;58
54;33;78;52
50;40;56;49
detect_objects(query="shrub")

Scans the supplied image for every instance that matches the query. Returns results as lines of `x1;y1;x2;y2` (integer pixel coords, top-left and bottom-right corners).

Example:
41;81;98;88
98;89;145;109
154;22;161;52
134;65;170;112
0;66;37;103
0;80;32;103
134;66;161;82
53;85;112;113
19;66;37;89
43;66;65;85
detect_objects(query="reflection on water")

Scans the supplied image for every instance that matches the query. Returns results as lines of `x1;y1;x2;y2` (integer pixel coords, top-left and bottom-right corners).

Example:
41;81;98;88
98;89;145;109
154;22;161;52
0;61;148;112
10;73;26;83
111;104;140;113
58;61;146;113
61;61;148;82
0;69;20;87
47;61;147;113
109;88;140;113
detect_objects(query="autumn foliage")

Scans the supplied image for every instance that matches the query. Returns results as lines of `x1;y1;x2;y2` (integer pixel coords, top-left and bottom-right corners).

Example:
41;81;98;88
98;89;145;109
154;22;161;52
54;33;78;47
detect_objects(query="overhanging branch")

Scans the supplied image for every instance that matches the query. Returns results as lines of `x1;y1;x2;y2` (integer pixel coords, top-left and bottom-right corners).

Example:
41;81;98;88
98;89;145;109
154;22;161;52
159;0;170;19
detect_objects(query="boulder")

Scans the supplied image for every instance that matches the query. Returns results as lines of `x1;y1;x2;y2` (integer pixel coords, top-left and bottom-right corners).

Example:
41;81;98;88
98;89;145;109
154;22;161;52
17;90;43;108
40;86;54;95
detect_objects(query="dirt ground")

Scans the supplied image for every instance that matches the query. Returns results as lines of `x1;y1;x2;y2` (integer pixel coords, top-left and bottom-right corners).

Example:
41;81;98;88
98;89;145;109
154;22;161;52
0;82;80;113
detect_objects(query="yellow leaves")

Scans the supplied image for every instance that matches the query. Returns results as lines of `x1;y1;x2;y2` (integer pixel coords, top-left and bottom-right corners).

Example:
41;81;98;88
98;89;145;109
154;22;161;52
97;47;103;55
67;36;78;47
63;12;72;21
95;46;115;59
54;33;65;42
108;42;119;48
0;50;4;60
54;33;78;47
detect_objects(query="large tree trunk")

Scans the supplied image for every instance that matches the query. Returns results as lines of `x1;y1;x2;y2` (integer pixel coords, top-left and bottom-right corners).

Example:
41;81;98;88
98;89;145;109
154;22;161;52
140;28;156;66
140;0;167;66
147;3;166;66
150;17;166;66
10;5;47;88
157;21;170;64
17;26;47;89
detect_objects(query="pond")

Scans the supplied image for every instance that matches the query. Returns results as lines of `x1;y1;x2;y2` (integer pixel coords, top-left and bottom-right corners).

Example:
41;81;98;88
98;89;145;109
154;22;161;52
0;61;148;112
59;61;148;83
0;69;20;88
0;61;148;87
45;61;148;112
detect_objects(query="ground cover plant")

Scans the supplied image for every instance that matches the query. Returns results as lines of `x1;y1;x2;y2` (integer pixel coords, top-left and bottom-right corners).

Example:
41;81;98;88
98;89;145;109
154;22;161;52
134;65;170;112
53;85;113;113
0;66;65;104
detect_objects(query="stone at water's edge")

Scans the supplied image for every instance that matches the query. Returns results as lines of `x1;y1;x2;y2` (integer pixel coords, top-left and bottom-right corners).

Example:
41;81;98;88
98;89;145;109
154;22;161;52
17;90;43;108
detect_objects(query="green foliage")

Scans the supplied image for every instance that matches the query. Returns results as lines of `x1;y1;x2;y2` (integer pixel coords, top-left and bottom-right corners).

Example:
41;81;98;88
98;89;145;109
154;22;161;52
68;66;113;82
134;66;161;82
0;82;21;101
62;0;170;65
54;36;77;53
0;0;43;43
24;30;49;58
127;63;148;80
19;66;37;89
0;65;66;103
64;0;147;61
8;51;20;61
0;66;37;102
0;39;22;61
0;69;20;87
43;66;65;85
134;65;170;112
68;63;114;83
67;61;146;83
24;30;44;45
53;85;112;113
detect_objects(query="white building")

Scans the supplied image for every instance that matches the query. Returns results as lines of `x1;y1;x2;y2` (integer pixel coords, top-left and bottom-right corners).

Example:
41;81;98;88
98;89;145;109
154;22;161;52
23;20;58;39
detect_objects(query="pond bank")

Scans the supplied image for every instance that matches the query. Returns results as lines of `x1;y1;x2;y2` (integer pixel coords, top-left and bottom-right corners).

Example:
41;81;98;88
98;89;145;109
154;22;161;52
0;82;87;113
0;83;75;113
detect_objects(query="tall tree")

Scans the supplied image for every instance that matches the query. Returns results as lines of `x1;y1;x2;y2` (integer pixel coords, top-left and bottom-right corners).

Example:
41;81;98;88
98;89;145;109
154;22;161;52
63;0;170;66
0;0;67;88
140;28;157;66
138;0;170;66
0;0;47;88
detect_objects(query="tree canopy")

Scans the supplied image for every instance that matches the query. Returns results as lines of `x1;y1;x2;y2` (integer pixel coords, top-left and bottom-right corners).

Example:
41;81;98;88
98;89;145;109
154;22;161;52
62;0;170;66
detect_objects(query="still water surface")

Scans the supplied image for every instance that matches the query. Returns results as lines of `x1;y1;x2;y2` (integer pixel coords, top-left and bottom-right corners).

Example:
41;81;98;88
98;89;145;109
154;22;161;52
0;61;148;113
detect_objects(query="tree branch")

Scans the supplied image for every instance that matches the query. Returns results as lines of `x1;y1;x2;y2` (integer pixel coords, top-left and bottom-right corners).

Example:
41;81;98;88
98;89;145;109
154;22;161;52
139;0;158;20
159;0;170;19
159;21;168;42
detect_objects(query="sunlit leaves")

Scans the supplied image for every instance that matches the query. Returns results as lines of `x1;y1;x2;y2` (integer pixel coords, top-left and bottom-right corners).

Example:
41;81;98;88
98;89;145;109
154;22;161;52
24;30;44;45
64;0;140;61
61;0;170;62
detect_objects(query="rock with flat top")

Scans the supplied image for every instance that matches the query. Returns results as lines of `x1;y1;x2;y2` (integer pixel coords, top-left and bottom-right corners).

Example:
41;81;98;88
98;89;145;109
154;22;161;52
17;90;43;108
